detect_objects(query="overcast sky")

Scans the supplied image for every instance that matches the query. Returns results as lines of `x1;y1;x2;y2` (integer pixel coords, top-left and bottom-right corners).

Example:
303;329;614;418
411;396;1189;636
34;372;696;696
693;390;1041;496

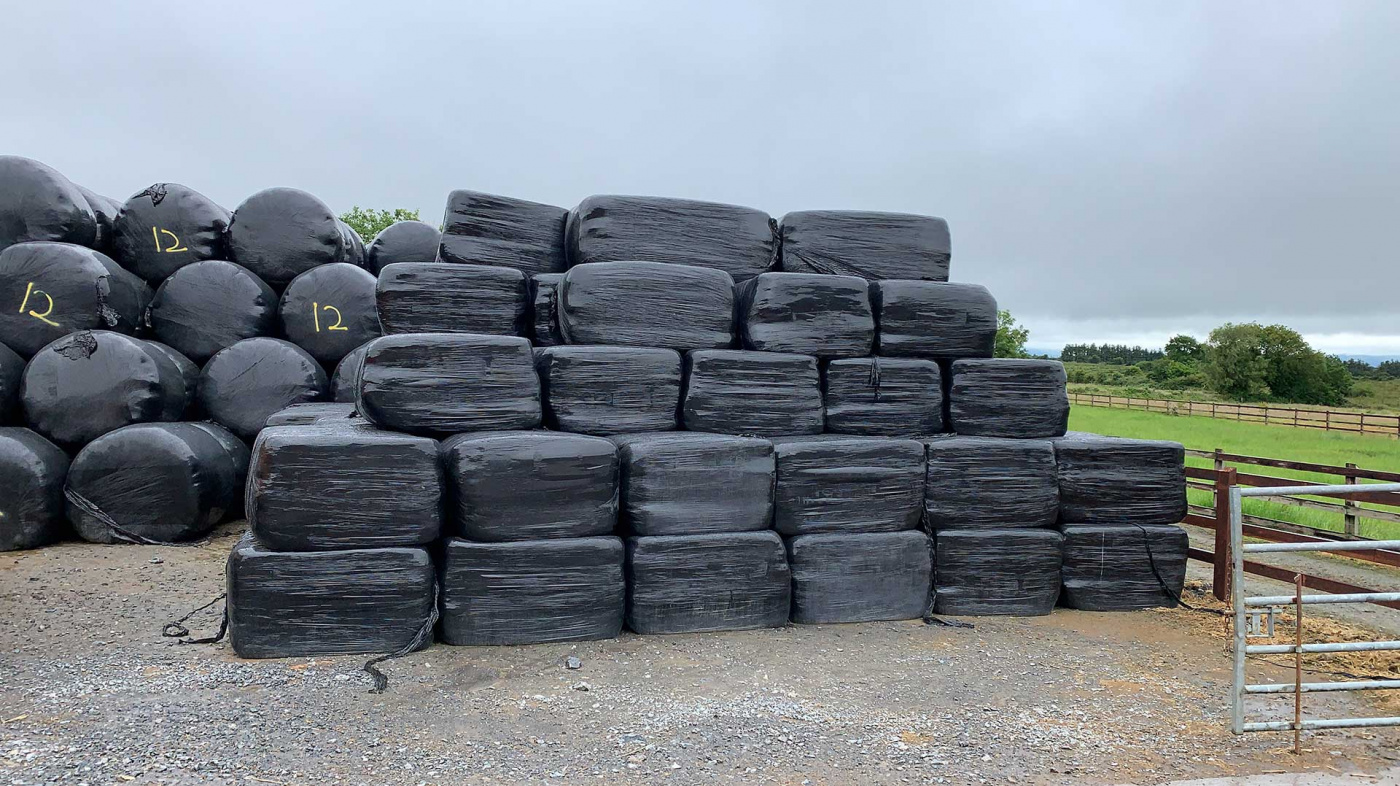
3;1;1395;355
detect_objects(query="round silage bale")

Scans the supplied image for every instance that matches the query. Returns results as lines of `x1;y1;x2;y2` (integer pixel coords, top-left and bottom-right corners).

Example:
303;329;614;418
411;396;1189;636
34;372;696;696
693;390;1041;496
140;339;200;415
337;219;365;267
0;427;70;551
145;259;278;364
76;186;121;253
330;341;371;403
278;263;380;366
0;242;151;357
111;183;231;282
0;341;22;424
228;188;344;287
199;337;328;440
0;155;97;253
366;220;441;274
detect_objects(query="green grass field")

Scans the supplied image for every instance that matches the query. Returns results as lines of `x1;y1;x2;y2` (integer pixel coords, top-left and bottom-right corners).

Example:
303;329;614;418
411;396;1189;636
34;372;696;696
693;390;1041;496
1068;405;1400;539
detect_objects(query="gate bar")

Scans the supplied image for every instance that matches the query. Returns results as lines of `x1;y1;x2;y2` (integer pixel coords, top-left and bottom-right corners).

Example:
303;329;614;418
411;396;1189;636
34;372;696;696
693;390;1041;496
1244;718;1400;732
1245;679;1400;694
1248;640;1400;655
1245;591;1400;606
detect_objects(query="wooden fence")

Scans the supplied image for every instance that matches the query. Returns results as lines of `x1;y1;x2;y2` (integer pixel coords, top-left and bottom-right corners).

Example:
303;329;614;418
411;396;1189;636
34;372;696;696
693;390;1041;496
1069;392;1400;437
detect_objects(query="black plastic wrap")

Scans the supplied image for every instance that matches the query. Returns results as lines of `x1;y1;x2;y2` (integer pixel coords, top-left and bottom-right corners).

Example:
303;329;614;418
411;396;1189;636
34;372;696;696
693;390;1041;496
331;342;371;403
770;436;925;535
1060;524;1187;611
0;341;22;423
356;333;540;435
440;537;625;645
247;424;442;550
366;220;441;274
66;422;245;544
612;433;774;535
778;210;951;281
626;532;790;634
737;272;874;357
145;259;278;363
822;358;944;437
189;420;252;521
682;350;823;437
0;428;70;551
871;281;997;359
933;529;1063;616
529;273;565;346
264;402;358;427
439;190;568;275
227;188;344;287
567;195;777;282
77;187;120;252
142;340;199;415
1053;435;1188;525
787;531;932;624
0;156;96;252
442;431;617;541
537;346;682;435
20;331;187;448
227;534;436;659
279;263;381;366
923;436;1059;530
198;338;328;440
558;261;735;350
948;359;1069;438
0;242;151;357
111;184;231;281
376;262;527;336
336;219;365;268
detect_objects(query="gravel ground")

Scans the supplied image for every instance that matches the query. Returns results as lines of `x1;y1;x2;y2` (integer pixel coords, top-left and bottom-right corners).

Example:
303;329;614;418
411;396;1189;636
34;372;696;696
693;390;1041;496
3;523;1398;786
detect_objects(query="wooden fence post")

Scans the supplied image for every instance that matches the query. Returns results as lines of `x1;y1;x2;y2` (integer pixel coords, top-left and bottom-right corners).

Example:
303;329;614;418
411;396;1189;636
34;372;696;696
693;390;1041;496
1344;462;1360;537
1214;464;1238;602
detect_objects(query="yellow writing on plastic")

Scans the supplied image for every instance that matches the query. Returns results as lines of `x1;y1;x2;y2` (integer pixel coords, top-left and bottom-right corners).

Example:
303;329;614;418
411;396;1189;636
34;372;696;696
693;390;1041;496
18;282;60;327
151;226;188;253
312;303;347;332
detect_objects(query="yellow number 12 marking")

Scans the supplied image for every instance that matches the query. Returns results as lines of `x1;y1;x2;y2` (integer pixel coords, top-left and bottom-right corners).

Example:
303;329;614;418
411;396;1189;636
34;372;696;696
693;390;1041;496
151;227;188;253
19;282;60;327
312;302;347;332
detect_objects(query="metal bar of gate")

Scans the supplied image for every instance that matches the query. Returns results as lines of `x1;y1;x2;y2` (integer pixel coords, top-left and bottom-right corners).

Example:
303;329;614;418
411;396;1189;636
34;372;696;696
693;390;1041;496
1231;481;1400;737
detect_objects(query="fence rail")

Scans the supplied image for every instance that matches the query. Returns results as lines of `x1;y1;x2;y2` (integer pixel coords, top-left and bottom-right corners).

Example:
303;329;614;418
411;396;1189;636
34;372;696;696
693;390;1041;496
1069;392;1400;437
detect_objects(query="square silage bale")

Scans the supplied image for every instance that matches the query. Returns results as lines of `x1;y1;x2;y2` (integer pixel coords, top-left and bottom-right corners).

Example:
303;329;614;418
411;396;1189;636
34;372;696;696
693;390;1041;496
682;350;823;437
537;346;682;435
870;281;997;359
933;528;1063;617
264;402;357;427
611;432;774;535
923;436;1058;530
438;189;568;276
787;531;932;624
1052;435;1188;525
625;531;790;634
557;261;735;351
439;536;625;645
376;262;528;336
736;272;874;357
947;359;1069;438
770;435;925;535
441;431;618;541
778;210;951;281
1060;524;1188;611
529;273;565;346
822;357;944;437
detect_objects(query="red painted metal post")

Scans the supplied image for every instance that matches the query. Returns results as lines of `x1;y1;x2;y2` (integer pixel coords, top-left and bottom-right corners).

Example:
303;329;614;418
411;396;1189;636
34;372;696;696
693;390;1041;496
1213;465;1238;602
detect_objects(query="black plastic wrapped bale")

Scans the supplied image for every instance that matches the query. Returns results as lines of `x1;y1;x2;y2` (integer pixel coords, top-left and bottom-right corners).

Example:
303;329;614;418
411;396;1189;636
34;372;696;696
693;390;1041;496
870;281;996;359
1060;524;1188;611
787;531;932;624
923;437;1059;530
77;187;120;252
376;262;527;336
227;188;343;287
145;259;278;364
822;358;944;437
537;346;682;435
336;219;365;268
770;436;925;535
356;333;540;435
1053;435;1188;525
567;195;777;282
264;402;358;427
0;242;151;357
331;341;371;403
366;220;441;274
111;184;231;282
736;272;873;357
681;350;823;437
227;534;435;659
0;428;70;551
199;338;328;441
247;425;442;550
778;210;951;281
440;537;625;645
0;156;96;252
20;331;188;449
66;422;245;544
612;433;774;535
442;431;617;541
142;340;199;414
530;273;564;346
933;529;1063;617
189;420;252;521
279;263;381;366
559;261;734;350
0;341;21;423
948;359;1069;439
439;190;568;275
626;531;790;634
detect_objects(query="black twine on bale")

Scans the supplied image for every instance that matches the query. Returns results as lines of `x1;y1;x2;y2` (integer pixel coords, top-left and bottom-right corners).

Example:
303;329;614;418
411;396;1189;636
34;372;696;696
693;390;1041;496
362;583;440;694
162;593;228;644
63;486;217;547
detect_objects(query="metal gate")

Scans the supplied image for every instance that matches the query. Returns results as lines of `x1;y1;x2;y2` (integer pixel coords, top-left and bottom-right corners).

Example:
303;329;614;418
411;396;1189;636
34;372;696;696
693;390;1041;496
1230;482;1400;740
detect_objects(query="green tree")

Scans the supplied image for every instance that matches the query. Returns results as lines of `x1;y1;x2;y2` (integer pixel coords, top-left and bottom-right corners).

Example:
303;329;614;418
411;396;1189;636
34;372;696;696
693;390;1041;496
1203;323;1270;400
340;206;421;243
1164;334;1204;365
1203;322;1352;405
1342;358;1378;379
1378;360;1400;380
993;309;1030;358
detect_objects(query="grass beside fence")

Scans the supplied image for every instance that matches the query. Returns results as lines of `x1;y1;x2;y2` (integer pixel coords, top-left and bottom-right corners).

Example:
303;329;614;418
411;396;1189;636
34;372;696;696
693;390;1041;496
1068;405;1400;539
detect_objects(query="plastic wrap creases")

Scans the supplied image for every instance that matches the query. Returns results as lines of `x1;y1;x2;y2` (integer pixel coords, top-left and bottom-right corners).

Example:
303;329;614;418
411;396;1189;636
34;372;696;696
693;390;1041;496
438;190;568;275
0;155;97;252
0;342;22;423
199;337;328;440
0;242;151;357
145;259;277;364
948;359;1069;439
558;261;735;351
933;528;1063;617
265;402;358;427
530;273;565;346
822;357;944;437
778;210;950;281
612;432;774;535
625;531;791;634
737;272;874;358
228;187;343;287
279;263;381;366
1053;434;1188;525
923;436;1059;530
770;436;925;535
871;281;996;359
376;262;527;336
1060;523;1188;611
112;183;230;281
0;427;70;551
787;531;932;624
367;220;440;274
537;346;682;435
682;350;823;437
